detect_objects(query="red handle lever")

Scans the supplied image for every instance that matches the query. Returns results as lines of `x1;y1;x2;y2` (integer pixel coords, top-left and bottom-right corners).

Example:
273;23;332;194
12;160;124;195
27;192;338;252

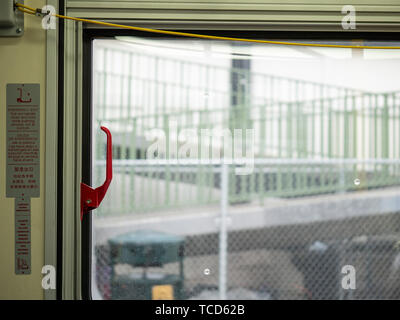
80;126;113;221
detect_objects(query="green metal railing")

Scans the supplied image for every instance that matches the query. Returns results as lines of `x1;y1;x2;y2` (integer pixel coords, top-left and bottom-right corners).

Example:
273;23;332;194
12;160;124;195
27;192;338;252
93;45;400;217
94;159;400;217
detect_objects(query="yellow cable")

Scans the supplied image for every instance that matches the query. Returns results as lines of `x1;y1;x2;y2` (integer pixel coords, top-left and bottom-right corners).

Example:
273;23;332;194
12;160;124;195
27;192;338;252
16;3;35;15
18;8;36;15
16;3;35;13
15;2;400;50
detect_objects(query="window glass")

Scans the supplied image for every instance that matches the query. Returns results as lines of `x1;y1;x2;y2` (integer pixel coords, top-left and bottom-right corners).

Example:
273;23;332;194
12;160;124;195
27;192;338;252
92;38;400;300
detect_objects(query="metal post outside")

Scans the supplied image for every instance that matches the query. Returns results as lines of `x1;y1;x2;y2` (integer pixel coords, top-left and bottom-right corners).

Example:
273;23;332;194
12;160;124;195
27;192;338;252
219;163;229;300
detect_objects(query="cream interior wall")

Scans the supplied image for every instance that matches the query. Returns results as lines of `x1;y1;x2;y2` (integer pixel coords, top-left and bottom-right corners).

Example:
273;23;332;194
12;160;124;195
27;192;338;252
0;0;46;300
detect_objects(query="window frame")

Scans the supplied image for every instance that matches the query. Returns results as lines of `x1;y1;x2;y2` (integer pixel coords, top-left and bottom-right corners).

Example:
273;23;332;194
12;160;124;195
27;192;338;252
55;2;400;301
79;29;400;300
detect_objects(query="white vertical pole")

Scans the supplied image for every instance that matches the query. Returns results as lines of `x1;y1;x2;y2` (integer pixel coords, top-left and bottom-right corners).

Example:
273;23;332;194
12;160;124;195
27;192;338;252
339;161;346;194
219;163;229;300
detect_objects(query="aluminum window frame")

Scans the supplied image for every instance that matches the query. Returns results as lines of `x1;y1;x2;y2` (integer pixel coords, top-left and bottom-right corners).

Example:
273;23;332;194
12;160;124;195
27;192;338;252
55;0;400;300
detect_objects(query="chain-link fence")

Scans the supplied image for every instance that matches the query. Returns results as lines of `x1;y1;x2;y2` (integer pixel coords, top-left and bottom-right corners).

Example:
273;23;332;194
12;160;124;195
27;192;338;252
92;160;400;300
91;39;400;300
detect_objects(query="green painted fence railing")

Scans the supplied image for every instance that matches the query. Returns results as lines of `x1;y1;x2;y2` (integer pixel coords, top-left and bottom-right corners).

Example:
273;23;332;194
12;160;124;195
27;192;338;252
92;46;400;217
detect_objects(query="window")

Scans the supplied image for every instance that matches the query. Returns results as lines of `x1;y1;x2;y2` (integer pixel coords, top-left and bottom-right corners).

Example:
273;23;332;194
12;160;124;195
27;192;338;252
89;36;400;300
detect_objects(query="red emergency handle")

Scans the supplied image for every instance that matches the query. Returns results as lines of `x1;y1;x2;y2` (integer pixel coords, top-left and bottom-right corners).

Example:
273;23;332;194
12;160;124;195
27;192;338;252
80;126;113;221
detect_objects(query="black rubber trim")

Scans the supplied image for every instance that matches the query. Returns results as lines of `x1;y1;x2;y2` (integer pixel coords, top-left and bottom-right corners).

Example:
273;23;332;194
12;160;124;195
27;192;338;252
56;0;65;301
81;30;93;300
